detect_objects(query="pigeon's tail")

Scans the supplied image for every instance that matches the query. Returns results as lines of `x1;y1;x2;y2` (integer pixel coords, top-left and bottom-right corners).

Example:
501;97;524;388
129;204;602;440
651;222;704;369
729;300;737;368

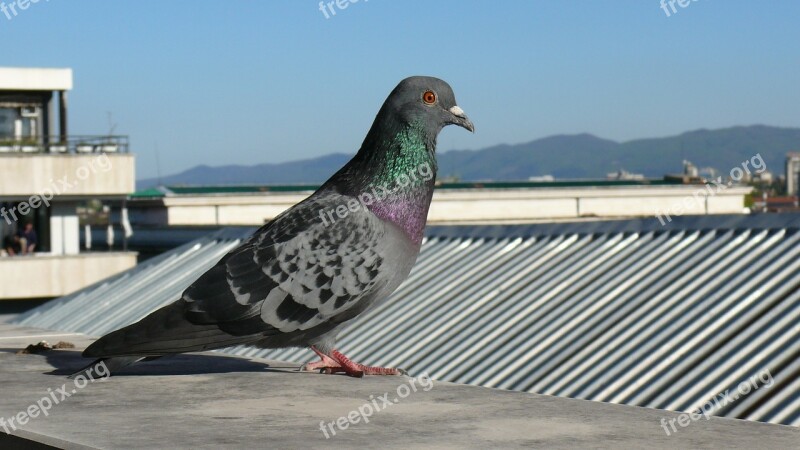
81;300;267;360
68;356;144;379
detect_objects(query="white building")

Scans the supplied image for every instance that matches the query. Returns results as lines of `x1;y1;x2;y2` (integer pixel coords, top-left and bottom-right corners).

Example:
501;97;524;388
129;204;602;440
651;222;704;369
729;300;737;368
0;67;136;300
786;152;800;197
128;181;752;227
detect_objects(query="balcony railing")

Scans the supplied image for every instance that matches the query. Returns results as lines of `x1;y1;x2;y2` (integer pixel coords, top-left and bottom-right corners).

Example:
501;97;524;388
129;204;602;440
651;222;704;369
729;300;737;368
0;135;129;154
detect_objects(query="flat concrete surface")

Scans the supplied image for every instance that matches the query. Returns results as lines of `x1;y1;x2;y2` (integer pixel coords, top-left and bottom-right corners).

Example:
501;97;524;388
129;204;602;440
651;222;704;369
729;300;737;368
1;324;799;449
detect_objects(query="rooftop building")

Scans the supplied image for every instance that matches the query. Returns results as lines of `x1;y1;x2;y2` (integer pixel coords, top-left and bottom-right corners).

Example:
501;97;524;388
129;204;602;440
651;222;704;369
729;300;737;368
127;179;752;227
0;67;136;300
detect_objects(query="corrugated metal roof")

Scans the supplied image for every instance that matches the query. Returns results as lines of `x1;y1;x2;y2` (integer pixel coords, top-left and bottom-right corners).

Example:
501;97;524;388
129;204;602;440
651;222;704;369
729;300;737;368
13;214;800;426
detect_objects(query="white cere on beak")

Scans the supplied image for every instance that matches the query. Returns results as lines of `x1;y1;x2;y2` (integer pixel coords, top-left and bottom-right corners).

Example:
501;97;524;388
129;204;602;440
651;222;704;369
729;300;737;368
449;106;466;118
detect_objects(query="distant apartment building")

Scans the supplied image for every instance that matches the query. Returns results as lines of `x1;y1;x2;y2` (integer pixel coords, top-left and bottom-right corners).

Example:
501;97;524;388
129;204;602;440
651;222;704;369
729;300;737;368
786;152;800;197
0;67;136;300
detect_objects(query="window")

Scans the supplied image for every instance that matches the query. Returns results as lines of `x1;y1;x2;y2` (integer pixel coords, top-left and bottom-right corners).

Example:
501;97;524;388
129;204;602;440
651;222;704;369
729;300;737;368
0;106;40;141
0;107;15;140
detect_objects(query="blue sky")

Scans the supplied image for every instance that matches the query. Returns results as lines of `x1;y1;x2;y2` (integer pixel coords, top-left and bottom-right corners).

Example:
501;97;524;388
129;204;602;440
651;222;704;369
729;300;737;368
2;0;799;179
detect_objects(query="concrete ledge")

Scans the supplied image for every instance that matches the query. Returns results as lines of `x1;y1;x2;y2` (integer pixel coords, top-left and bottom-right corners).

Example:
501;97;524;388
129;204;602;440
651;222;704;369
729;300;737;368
0;67;72;91
1;324;798;449
0;154;134;199
0;253;137;299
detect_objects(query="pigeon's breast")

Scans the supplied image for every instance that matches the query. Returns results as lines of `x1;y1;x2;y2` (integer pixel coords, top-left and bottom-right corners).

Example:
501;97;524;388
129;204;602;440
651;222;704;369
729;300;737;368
366;187;434;246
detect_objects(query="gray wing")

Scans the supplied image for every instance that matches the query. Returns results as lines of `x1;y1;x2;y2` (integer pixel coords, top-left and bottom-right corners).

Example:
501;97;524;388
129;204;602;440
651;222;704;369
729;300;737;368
184;191;390;334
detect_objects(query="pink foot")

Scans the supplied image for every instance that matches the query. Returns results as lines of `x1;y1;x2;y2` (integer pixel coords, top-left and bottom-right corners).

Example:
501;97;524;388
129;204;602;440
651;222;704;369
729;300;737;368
300;347;347;374
301;346;405;377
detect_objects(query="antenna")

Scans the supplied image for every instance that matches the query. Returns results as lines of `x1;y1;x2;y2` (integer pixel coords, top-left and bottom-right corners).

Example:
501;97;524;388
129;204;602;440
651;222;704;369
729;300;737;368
106;111;118;137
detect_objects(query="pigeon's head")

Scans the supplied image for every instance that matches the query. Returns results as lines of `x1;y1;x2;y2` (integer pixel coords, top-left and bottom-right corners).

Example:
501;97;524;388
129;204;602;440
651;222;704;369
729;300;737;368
383;76;474;135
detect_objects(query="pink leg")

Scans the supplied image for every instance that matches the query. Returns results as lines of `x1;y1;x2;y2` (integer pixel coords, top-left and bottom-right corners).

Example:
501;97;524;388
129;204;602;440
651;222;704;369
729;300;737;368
330;350;404;377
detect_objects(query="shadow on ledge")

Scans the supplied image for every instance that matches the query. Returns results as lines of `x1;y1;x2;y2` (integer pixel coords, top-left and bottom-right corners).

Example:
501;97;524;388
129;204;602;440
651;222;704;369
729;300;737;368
4;347;283;377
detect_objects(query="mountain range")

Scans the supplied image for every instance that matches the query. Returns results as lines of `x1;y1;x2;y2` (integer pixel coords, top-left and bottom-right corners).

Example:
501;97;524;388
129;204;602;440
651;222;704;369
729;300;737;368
138;125;800;188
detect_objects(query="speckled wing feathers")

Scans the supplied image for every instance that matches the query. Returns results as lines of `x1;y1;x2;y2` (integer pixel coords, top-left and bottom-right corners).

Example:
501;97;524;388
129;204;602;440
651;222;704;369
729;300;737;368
183;192;388;335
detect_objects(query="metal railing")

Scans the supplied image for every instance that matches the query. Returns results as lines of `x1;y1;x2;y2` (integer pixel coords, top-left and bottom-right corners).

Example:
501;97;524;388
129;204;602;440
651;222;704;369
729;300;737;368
0;135;130;154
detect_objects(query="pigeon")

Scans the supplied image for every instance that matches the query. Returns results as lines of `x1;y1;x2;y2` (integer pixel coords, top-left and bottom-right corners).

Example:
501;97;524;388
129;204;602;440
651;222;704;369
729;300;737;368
73;76;473;378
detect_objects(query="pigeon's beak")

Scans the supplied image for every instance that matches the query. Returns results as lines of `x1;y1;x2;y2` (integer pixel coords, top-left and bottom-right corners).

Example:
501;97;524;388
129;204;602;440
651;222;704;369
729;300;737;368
448;106;475;133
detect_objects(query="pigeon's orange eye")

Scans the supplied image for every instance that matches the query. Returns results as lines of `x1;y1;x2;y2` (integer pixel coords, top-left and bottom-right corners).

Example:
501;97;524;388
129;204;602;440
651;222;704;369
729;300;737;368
422;90;436;105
